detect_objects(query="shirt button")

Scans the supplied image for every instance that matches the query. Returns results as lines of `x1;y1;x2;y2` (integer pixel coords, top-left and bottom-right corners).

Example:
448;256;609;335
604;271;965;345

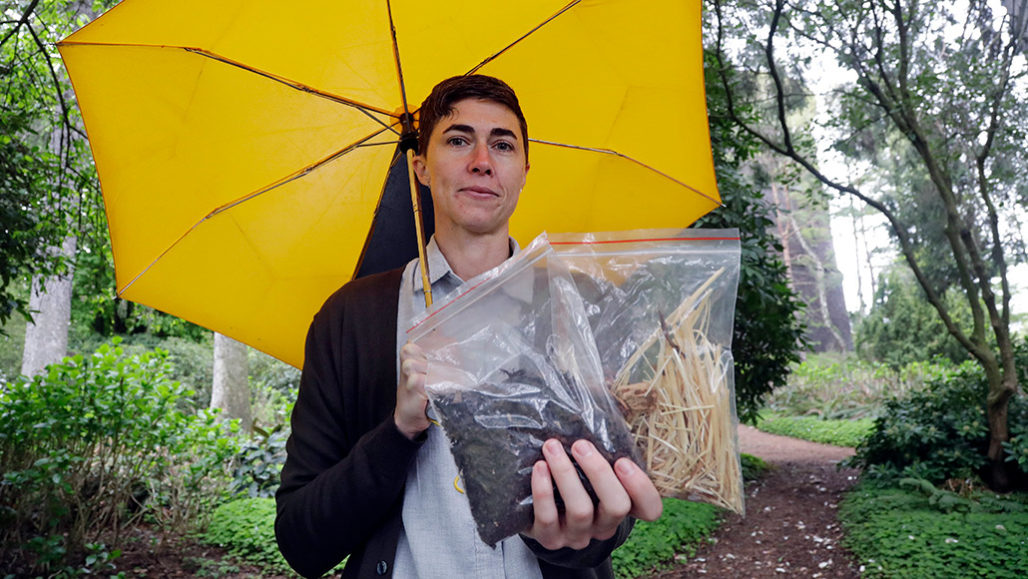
376;560;388;575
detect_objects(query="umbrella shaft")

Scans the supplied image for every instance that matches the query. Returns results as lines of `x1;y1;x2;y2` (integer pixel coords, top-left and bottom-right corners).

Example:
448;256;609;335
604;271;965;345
406;148;433;307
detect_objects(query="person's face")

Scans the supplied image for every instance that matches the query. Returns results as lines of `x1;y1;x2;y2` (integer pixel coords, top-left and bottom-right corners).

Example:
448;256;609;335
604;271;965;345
413;98;529;238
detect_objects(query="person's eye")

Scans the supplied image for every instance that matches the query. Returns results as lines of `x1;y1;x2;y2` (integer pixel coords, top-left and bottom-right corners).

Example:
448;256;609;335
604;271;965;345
493;141;515;152
446;136;468;146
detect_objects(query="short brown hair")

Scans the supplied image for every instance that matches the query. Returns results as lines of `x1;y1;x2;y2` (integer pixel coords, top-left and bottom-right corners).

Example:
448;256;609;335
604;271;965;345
416;75;528;161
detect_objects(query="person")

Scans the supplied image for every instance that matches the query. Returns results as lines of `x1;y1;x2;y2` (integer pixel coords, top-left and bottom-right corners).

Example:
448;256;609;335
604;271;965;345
275;75;662;579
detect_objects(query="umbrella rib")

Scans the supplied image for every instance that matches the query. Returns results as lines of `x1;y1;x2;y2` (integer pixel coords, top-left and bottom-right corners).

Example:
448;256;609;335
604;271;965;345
385;0;412;117
182;47;399;134
465;0;581;75
531;139;722;207
58;40;399;133
117;126;397;296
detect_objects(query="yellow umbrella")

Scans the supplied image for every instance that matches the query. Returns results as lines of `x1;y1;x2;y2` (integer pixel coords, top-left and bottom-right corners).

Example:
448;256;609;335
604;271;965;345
58;0;720;368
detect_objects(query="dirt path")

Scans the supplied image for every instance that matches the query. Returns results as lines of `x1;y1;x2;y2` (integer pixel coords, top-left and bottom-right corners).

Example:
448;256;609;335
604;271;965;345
652;425;862;578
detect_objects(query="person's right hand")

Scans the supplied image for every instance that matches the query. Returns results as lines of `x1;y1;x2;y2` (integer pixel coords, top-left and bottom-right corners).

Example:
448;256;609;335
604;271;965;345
395;342;430;440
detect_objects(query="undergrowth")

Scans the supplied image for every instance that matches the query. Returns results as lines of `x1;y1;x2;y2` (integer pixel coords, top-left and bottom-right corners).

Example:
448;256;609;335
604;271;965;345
757;413;873;448
205;494;724;579
612;498;720;578
202;498;293;576
839;480;1028;578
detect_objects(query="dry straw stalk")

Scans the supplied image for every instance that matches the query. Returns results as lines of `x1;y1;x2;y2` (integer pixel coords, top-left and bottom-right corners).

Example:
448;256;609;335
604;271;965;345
611;269;743;513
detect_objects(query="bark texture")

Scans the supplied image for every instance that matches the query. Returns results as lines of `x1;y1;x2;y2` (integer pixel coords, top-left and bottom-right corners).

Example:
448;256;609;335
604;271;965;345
211;332;251;432
21;235;76;377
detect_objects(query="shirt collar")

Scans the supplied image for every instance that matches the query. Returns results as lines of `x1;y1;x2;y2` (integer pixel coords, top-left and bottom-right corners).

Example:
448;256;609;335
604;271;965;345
413;235;521;293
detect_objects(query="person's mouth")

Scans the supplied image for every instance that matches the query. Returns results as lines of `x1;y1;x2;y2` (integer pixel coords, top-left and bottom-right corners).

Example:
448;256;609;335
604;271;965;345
462;186;499;198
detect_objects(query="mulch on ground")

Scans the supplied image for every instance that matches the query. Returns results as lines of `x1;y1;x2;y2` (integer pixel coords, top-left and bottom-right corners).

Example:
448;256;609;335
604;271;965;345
652;426;862;578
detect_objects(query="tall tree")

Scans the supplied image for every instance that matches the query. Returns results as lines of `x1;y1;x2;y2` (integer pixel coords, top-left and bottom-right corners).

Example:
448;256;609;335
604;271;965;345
699;50;807;424
712;0;1028;486
210;332;251;432
764;155;852;352
2;1;103;372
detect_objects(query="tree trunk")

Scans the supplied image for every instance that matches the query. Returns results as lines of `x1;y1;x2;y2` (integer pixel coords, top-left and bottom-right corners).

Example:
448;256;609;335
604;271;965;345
211;332;251;432
21;235;76;377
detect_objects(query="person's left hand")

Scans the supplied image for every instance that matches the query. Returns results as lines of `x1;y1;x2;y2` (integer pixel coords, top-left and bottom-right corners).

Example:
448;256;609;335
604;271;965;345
522;438;663;551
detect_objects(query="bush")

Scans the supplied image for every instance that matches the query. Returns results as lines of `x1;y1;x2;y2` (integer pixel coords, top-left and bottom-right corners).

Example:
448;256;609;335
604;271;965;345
740;452;771;482
853;266;971;368
767;354;953;420
230;424;289;498
839;480;1028;578
612;498;721;578
203;498;293;575
0;341;239;574
757;413;874;448
848;360;1028;484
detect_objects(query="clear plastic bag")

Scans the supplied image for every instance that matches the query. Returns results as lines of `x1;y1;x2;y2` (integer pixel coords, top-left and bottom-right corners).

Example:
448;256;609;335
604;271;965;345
551;229;744;513
408;235;638;546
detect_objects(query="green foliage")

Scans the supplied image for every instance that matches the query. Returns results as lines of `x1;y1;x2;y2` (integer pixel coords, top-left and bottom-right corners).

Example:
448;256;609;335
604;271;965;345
848;360;1028;484
1005;340;1028;472
71;234;210;343
699;49;807;425
757;413;873;448
839;480;1028;578
0;341;240;574
740;452;770;481
854;266;970;368
0;110;69;330
768;353;953;420
0;306;27;381
231;424;289;499
1;1;109;332
613;498;721;578
203;498;294;575
248;348;300;428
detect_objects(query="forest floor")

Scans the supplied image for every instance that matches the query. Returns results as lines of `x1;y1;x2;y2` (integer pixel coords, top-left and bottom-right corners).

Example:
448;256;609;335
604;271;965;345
114;426;863;578
651;425;862;578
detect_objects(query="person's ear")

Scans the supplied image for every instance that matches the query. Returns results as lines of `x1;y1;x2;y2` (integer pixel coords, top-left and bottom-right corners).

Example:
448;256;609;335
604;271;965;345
412;154;430;187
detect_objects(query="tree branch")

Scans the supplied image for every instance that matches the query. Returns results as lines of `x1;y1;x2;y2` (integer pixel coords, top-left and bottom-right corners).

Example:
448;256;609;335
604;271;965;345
0;0;41;51
712;0;987;360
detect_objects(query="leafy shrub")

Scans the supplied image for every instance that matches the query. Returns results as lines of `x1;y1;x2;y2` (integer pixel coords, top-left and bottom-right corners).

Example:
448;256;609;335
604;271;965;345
1003;340;1028;472
0;341;239;574
853;266;971;368
203;498;293;575
757;413;874;448
231;424;289;498
839;480;1028;578
740;452;771;482
612;498;721;578
848;360;1028;484
767;353;953;419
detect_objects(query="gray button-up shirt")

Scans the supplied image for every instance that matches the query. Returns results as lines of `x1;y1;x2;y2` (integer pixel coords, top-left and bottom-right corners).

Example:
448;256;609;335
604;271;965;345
393;236;543;579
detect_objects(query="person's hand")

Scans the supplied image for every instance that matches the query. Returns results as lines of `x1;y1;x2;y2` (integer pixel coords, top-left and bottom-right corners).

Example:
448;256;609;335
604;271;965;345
394;342;430;440
523;439;663;551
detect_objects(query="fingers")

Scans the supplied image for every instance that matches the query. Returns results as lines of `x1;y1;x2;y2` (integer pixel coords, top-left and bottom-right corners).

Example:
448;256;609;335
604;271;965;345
571;440;631;537
526;460;561;548
394;342;429;440
542;440;595;549
526;439;664;551
614;457;664;521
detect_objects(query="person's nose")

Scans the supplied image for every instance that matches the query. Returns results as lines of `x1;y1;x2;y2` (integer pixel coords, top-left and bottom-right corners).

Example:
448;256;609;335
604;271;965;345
468;142;492;175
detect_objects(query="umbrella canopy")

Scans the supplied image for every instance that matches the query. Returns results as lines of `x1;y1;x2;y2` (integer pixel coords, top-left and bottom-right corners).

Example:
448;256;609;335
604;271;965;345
58;0;720;368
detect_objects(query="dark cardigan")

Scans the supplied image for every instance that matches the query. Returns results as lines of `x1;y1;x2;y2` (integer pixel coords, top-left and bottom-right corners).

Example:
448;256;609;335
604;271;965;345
275;268;631;578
